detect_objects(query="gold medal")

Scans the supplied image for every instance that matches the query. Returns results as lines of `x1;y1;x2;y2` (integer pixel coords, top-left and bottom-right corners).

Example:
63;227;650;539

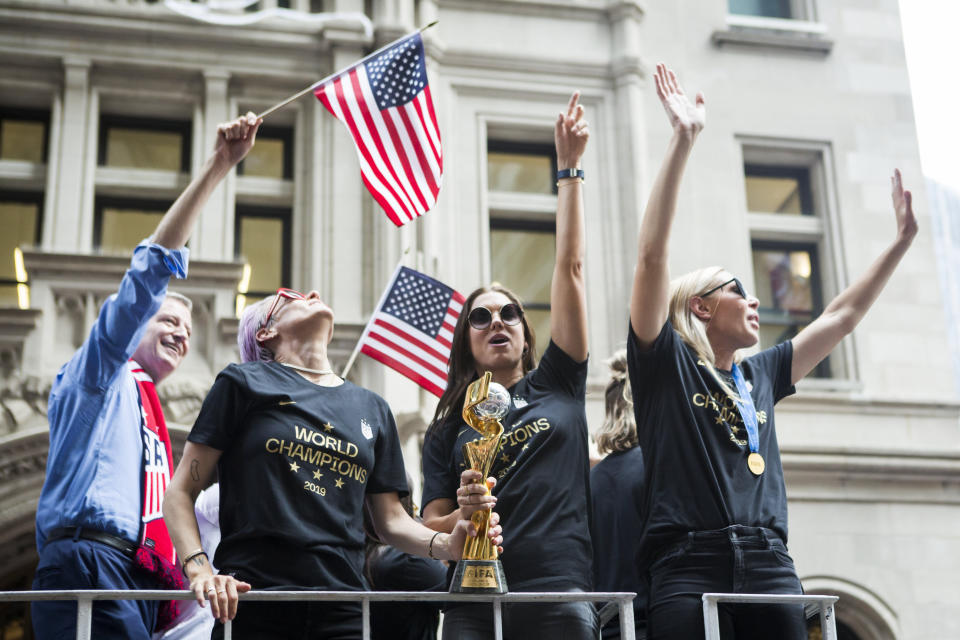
747;452;765;475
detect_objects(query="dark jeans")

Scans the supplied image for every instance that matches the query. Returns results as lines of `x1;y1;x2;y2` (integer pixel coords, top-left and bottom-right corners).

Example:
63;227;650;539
647;525;805;640
443;589;599;640
211;601;362;640
32;538;159;640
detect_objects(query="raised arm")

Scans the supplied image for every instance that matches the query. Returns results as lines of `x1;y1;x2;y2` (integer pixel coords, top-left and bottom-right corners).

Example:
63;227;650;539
790;169;918;383
550;92;590;361
629;64;705;348
163;442;250;623
152;113;261;249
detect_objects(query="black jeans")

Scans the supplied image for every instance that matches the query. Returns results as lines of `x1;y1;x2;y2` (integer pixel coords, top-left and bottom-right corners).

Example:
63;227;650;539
647;525;805;640
443;588;600;640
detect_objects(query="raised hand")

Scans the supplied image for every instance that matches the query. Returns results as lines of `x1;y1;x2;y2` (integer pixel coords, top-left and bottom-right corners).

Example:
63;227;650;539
214;111;262;168
891;168;919;243
654;63;705;136
555;91;589;170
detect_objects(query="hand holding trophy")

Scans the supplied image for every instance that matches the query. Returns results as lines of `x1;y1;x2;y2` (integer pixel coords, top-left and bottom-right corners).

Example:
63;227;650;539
450;371;509;593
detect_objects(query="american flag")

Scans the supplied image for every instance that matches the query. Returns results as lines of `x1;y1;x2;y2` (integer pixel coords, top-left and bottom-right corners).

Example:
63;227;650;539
313;32;442;227
359;266;464;397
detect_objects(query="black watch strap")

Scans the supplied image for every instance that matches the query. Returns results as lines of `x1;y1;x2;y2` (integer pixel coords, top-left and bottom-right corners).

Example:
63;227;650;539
556;168;584;181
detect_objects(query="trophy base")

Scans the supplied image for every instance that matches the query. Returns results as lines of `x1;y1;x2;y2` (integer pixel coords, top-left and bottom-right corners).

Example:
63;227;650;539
449;559;508;594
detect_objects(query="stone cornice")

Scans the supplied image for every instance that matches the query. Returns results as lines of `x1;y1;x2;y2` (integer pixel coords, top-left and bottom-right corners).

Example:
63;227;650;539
783;447;960;505
21;249;245;290
0;308;41;342
439;0;643;22
0;4;368;80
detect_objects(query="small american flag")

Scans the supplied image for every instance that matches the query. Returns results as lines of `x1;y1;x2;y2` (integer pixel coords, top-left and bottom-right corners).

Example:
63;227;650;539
359;266;464;397
313;32;442;227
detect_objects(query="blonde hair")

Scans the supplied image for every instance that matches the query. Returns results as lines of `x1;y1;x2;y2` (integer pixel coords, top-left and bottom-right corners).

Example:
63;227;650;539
668;266;742;401
595;349;636;455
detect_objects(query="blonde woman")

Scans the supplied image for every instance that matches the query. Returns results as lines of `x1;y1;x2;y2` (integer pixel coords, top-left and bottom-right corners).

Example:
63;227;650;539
628;64;917;639
590;350;646;640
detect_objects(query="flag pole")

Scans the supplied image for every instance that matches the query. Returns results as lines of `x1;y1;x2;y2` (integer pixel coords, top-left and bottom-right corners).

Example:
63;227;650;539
340;253;410;379
257;20;439;120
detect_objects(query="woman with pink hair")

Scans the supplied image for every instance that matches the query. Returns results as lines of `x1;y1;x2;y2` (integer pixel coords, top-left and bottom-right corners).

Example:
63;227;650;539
164;288;502;639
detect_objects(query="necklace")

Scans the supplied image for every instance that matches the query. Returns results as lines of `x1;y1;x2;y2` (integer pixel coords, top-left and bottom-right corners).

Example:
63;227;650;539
280;362;335;376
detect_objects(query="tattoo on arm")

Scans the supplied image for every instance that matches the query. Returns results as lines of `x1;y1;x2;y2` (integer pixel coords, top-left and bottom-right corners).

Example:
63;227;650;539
190;459;200;482
191;554;207;568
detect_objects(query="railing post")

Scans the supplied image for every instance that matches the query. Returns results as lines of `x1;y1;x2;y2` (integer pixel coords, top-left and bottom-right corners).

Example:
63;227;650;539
492;598;503;640
821;601;837;640
619;597;636;640
224;617;232;640
703;595;721;640
362;596;370;640
75;596;93;640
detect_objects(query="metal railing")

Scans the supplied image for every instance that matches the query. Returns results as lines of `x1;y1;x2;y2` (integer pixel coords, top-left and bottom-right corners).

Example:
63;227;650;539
702;593;839;640
0;589;637;640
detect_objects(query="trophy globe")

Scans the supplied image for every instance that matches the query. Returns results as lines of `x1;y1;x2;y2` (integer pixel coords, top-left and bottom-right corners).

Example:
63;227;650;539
472;382;510;422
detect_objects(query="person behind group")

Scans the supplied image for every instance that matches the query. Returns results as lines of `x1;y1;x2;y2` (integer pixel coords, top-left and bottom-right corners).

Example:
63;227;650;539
362;481;448;640
31;113;262;640
163;285;503;639
421;91;596;639
155;483;221;640
590;349;647;640
627;63;918;639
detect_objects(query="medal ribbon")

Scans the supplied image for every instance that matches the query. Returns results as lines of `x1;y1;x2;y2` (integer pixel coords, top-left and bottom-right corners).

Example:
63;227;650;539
730;363;759;455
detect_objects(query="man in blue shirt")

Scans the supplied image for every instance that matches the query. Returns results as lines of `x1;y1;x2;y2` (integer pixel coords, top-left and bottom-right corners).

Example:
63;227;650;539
32;112;262;639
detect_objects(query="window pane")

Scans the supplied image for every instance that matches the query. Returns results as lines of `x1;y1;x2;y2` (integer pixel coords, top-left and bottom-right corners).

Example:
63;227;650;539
525;308;551;359
729;0;793;19
1;120;45;163
105;127;184;171
490;228;554;305
745;174;808;215
488;152;553;194
0;200;39;280
100;207;164;254
240;137;287;179
752;246;815;316
238;216;284;293
0;283;19;307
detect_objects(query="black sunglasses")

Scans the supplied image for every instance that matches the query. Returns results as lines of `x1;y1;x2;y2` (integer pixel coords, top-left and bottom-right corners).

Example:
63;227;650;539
467;303;524;330
696;277;748;300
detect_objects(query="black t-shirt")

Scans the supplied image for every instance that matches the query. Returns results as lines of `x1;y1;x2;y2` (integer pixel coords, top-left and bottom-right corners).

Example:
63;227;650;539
187;361;409;590
368;545;447;640
590;446;647;635
626;321;795;567
421;340;594;591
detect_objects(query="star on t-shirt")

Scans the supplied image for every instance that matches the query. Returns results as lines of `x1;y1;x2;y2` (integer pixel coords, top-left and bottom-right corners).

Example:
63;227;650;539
289;461;300;473
313;469;323;480
324;422;334;432
334;477;345;489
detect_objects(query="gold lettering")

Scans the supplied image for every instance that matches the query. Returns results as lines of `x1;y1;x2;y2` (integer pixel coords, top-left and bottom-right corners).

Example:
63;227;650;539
693;393;706;407
266;438;279;453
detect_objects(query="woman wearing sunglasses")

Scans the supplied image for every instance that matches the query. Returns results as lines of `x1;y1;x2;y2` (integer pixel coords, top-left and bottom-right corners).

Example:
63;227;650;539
627;64;918;639
420;91;596;639
164;287;503;639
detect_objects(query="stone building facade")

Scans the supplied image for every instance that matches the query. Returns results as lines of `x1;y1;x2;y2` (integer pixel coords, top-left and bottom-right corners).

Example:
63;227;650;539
0;0;957;638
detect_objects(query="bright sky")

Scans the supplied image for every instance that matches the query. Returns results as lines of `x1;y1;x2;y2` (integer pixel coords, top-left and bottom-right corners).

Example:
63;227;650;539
898;0;960;194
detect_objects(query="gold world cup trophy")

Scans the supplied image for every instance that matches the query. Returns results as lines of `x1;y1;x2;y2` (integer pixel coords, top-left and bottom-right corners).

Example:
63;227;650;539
449;371;509;594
